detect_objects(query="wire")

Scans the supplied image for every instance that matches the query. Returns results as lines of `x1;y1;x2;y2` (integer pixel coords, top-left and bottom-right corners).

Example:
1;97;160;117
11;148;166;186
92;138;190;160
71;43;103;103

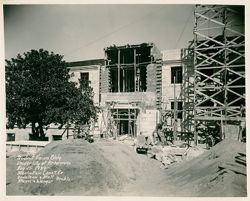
64;7;165;58
174;8;194;49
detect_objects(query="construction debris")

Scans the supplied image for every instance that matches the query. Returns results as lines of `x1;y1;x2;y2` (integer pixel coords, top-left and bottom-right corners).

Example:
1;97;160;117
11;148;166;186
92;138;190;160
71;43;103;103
184;146;207;160
118;134;129;141
146;141;205;169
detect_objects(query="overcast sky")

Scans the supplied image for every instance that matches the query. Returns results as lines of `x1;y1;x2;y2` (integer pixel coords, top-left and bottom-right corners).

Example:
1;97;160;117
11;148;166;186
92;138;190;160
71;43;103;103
4;4;194;62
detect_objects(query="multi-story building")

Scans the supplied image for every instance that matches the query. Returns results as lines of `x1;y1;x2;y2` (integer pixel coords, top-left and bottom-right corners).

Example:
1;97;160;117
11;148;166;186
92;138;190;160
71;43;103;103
67;59;104;106
67;43;187;138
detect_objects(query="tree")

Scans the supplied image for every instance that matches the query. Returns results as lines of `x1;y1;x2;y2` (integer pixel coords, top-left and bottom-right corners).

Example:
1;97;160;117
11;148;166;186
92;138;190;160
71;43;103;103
6;49;97;139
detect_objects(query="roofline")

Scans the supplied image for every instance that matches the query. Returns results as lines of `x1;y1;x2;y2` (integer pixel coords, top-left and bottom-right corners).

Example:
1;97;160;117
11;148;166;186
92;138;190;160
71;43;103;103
66;58;105;67
104;42;155;51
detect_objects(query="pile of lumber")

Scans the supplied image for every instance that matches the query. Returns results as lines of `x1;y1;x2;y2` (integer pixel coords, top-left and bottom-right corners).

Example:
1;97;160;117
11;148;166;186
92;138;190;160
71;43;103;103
218;152;246;176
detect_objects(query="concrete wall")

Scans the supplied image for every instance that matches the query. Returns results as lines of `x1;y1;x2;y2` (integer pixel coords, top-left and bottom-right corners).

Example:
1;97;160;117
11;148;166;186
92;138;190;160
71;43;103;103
146;64;156;92
161;65;182;110
161;49;183;131
6;125;73;142
69;66;100;106
138;109;160;137
161;49;183;111
162;49;181;61
101;92;156;108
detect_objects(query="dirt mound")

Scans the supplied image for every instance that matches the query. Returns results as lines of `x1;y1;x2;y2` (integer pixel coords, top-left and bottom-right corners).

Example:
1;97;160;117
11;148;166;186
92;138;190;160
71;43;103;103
167;139;247;197
6;139;246;196
13;139;160;195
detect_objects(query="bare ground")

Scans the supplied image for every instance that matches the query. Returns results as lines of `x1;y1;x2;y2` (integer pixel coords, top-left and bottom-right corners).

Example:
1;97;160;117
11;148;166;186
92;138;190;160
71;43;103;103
6;139;247;196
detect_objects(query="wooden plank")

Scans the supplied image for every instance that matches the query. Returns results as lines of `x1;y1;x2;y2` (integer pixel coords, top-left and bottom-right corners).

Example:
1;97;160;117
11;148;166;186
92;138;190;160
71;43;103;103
195;90;225;107
195;31;225;46
196;49;225;66
194;116;245;121
196;68;224;84
218;163;246;176
196;89;223;107
195;12;225;26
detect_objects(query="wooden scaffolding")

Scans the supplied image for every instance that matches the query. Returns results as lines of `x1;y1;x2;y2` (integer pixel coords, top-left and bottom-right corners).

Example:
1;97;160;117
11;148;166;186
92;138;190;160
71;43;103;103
180;46;195;134
193;5;245;143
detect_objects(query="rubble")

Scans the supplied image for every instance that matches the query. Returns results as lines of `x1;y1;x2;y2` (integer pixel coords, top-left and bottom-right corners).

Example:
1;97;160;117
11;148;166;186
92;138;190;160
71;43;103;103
118;134;129;141
145;139;208;169
184;146;207;160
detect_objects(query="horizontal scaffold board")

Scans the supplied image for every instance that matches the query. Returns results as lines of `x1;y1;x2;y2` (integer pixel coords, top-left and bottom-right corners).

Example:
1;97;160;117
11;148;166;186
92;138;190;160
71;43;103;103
194;116;245;121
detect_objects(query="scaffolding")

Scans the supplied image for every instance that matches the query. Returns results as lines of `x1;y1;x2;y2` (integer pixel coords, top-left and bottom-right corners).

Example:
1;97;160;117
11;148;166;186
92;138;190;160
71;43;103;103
180;45;195;134
193;5;245;143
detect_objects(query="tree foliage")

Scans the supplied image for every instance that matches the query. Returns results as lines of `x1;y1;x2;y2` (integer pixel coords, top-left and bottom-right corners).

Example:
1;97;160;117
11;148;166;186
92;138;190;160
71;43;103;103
6;49;97;139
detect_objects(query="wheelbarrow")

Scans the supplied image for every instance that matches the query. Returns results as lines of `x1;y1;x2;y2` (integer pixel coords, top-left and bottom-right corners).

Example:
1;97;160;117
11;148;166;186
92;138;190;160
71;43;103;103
135;134;149;154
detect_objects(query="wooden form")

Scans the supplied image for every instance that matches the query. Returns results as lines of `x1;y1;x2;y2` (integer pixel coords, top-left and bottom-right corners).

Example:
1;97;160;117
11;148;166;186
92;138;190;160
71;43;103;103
193;5;245;143
111;108;138;137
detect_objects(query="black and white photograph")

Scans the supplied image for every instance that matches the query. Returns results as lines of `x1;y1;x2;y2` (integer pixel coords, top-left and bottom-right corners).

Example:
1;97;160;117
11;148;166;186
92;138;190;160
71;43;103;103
2;0;248;197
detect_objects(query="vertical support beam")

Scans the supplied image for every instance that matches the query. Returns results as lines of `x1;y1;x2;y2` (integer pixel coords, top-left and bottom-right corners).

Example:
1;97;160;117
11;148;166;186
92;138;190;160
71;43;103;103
116;108;119;136
181;61;185;134
134;48;137;92
134;113;136;137
125;69;128;92
128;108;131;136
173;76;177;142
193;6;198;145
223;7;228;131
118;49;120;92
123;69;125;92
104;50;107;67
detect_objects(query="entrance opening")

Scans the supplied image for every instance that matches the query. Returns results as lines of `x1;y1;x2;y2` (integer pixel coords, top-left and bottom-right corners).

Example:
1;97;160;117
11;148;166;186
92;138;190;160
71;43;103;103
120;120;129;135
111;108;138;137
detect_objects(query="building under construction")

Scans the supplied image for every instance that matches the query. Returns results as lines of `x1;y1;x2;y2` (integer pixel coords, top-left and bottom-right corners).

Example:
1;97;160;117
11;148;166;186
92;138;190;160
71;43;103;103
68;43;162;138
67;4;245;144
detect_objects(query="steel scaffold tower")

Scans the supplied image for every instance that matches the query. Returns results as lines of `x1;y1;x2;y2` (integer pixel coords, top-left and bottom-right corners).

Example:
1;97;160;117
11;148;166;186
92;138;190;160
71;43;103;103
193;5;245;143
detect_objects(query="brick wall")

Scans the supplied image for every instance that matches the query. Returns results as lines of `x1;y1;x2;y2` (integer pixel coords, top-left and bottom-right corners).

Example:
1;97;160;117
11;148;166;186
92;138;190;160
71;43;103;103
100;67;110;94
146;63;162;109
146;64;156;92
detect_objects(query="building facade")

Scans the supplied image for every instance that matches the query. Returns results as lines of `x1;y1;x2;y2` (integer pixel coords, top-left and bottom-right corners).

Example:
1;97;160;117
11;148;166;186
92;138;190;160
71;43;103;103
67;43;187;138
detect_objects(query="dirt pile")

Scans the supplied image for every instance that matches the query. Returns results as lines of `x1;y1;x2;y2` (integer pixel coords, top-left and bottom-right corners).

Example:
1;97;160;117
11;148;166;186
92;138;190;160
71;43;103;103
167;139;247;197
6;139;247;196
8;139;161;196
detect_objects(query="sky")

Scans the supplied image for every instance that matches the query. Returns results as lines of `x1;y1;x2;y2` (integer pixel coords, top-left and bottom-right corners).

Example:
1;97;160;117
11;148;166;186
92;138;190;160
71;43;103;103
4;4;195;62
